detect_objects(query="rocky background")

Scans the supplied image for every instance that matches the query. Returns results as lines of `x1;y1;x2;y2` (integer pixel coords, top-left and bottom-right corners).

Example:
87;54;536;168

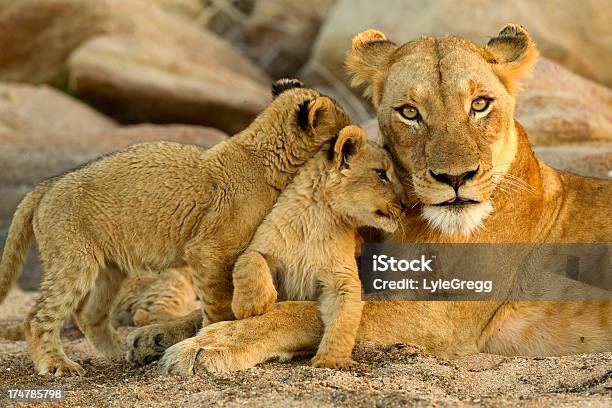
0;1;611;405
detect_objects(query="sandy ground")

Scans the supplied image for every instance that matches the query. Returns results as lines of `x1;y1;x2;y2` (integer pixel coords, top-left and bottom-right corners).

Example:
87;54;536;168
1;289;610;407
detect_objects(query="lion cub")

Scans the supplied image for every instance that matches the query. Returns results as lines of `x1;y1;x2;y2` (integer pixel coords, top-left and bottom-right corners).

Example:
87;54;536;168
0;79;351;376
231;125;404;369
111;267;199;328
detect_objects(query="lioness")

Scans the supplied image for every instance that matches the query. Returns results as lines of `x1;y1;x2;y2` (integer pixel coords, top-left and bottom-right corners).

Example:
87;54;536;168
0;79;351;376
128;24;610;376
227;126;402;370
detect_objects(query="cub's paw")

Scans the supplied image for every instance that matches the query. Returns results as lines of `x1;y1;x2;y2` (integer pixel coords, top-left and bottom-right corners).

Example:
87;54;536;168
37;356;84;377
231;286;277;319
311;354;355;370
126;324;179;366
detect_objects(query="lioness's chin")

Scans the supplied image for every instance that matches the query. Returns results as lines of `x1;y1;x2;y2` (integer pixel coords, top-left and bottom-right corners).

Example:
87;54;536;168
421;201;493;236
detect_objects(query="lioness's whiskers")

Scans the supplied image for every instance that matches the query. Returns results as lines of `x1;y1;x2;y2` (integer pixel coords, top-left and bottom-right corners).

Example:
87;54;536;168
500;178;536;195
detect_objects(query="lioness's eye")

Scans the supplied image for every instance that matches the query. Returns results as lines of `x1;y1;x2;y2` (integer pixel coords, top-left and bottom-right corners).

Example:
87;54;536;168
471;97;491;112
376;169;389;182
396;105;420;121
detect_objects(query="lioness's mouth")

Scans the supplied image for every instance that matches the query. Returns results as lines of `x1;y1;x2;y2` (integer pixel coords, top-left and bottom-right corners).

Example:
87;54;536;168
433;197;480;207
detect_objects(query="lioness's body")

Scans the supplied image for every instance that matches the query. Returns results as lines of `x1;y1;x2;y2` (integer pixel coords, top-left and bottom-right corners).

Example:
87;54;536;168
229;126;402;370
0;80;351;376
126;25;610;376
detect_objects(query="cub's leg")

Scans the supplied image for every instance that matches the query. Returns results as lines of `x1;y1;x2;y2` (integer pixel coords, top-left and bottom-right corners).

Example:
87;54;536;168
73;266;126;357
24;250;100;376
139;268;199;325
311;269;364;369
232;251;278;319
126;310;203;366
187;243;235;324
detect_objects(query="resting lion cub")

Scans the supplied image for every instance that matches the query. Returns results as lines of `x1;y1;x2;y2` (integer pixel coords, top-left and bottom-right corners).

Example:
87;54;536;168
231;125;403;369
0;79;351;376
111;267;199;328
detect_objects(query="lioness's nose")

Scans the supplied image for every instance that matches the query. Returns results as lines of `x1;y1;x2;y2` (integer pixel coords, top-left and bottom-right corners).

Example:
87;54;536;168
430;166;479;192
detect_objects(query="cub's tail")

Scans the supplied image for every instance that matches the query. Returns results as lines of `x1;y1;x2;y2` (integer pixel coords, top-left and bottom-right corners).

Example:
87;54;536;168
0;181;52;303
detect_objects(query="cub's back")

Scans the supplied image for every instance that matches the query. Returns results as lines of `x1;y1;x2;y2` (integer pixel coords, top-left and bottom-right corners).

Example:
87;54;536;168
32;141;239;267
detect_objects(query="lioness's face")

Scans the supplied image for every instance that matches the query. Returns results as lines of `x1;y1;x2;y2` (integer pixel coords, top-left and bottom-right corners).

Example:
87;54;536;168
346;25;538;236
379;39;515;236
328;126;404;233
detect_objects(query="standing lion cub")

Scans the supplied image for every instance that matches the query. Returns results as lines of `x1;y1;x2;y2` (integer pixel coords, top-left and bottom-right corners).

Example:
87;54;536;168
0;79;351;376
230;125;404;369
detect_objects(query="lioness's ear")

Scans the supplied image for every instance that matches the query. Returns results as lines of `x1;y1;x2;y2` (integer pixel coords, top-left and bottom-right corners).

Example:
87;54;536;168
485;24;539;94
298;96;341;135
332;125;366;169
345;29;397;107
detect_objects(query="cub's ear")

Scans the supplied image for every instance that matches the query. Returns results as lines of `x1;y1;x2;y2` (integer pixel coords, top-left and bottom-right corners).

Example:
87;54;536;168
332;125;366;169
298;96;346;135
345;29;397;107
485;24;539;94
271;78;304;98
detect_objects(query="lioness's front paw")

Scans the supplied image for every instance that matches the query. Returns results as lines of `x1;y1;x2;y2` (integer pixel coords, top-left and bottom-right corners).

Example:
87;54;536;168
158;337;205;376
159;341;241;376
159;321;262;375
311;354;355;369
126;324;179;366
231;285;277;319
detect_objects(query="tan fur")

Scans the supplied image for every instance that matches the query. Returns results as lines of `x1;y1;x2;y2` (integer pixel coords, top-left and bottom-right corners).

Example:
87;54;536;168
0;80;351;376
111;267;199;328
125;25;611;375
228;126;402;370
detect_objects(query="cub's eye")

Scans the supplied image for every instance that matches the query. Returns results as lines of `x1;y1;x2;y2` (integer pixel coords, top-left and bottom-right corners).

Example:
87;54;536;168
471;97;491;112
396;105;420;121
376;169;389;182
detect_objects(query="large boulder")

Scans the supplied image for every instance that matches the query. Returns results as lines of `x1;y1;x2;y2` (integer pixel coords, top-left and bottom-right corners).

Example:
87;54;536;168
515;59;612;146
0;82;116;139
205;0;335;78
534;144;612;180
306;0;612;88
68;35;270;134
360;58;612;147
0;0;270;133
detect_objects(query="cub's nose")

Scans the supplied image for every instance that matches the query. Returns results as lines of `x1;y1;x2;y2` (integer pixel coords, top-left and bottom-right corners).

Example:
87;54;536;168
430;166;479;192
